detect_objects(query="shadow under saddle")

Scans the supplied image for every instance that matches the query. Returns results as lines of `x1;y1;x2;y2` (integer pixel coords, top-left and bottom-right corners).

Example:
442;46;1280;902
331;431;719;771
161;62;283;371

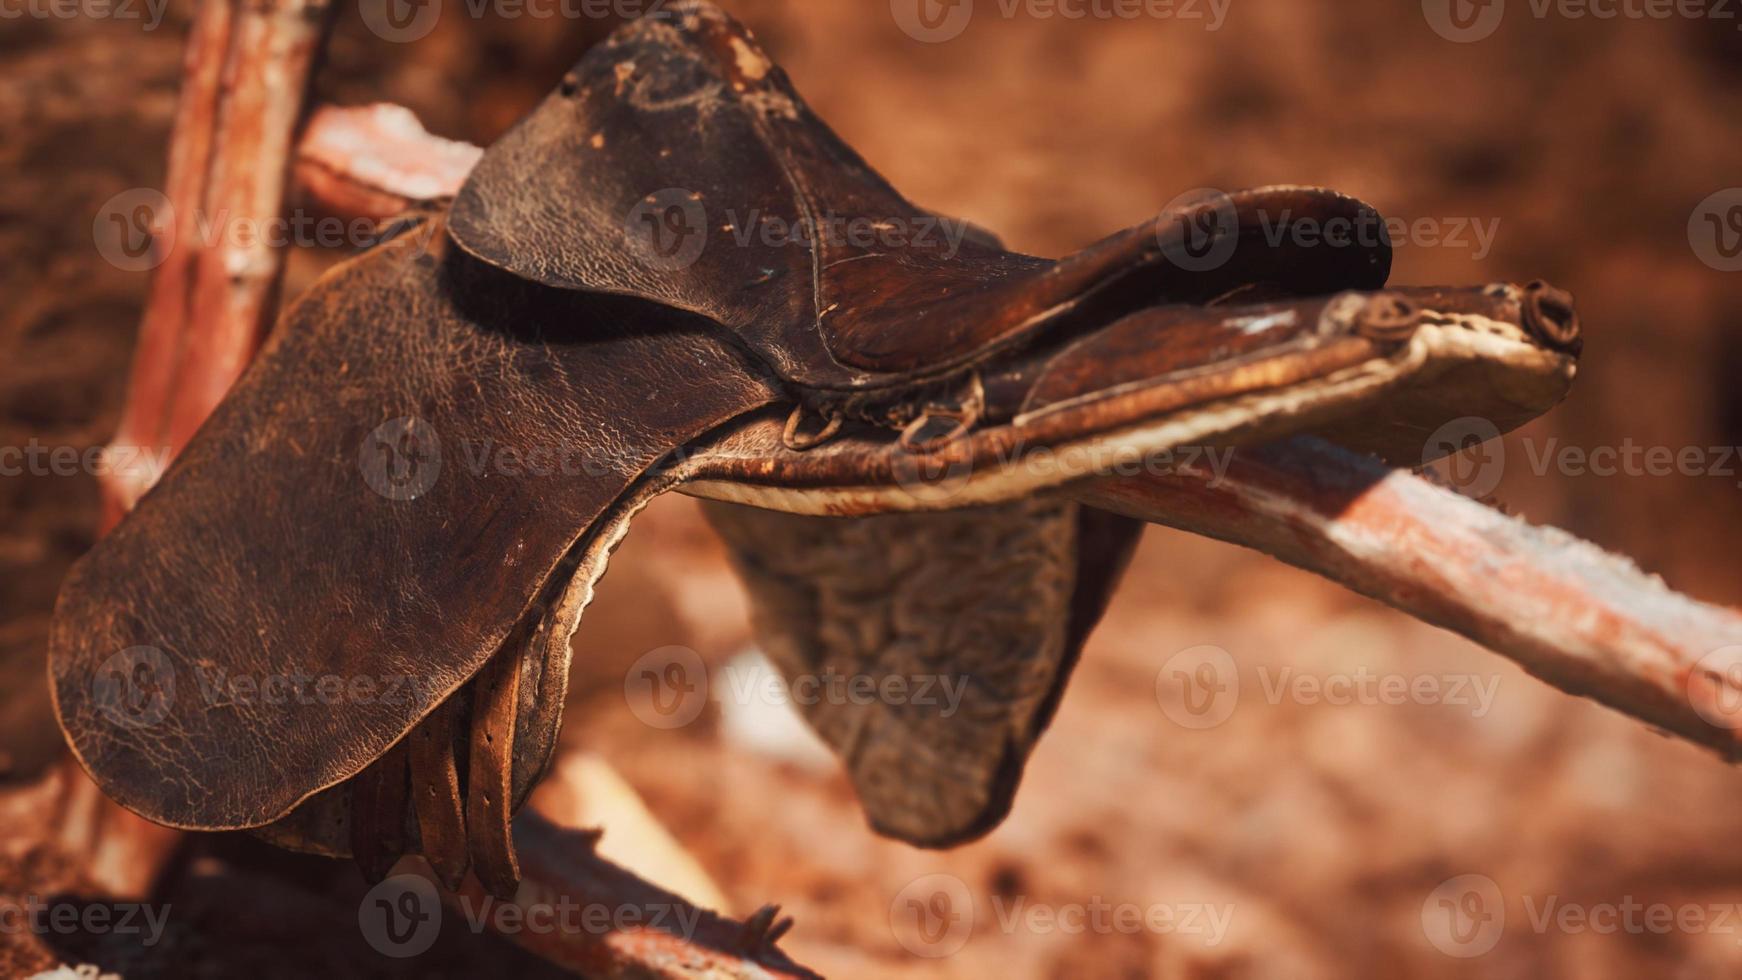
50;1;1581;900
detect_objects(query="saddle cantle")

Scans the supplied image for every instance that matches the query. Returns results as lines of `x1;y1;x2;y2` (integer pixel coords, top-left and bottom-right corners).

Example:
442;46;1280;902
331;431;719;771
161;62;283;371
50;0;1581;899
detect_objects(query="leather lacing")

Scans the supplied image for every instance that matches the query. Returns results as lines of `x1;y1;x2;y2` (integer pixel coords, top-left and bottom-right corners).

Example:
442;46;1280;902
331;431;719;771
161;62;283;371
784;371;986;454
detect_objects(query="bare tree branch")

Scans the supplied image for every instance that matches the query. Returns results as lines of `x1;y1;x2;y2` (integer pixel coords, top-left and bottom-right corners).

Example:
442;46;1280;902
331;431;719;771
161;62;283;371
446;813;816;980
295;103;482;221
101;0;337;525
1080;438;1742;759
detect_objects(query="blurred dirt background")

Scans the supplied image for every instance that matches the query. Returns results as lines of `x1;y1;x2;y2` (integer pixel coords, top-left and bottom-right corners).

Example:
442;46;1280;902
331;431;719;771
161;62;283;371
3;0;1741;976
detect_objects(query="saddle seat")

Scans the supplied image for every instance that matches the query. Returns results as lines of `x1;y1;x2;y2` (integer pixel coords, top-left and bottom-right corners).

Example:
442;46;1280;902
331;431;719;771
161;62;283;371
448;3;1393;403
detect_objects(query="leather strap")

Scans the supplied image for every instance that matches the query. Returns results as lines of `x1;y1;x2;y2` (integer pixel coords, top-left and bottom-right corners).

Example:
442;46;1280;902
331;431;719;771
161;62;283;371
466;642;525;898
407;698;467;890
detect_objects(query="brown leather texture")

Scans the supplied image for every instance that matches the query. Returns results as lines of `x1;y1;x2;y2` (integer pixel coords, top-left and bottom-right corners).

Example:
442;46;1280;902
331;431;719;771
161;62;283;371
701;499;1141;847
449;3;1391;395
681;282;1577;502
50;217;778;833
48;0;1582;886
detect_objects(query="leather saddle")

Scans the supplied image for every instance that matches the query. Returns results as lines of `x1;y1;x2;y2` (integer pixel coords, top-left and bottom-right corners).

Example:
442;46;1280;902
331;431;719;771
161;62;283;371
50;1;1581;899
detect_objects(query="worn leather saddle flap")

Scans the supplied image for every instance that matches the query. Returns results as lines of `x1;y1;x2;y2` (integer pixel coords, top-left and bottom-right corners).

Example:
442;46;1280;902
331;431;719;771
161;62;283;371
50;221;777;832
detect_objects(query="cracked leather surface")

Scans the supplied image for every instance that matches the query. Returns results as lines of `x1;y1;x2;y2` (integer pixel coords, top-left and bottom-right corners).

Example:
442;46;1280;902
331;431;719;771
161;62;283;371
703;499;1140;846
450;2;1390;394
50;218;777;832
47;0;1578;884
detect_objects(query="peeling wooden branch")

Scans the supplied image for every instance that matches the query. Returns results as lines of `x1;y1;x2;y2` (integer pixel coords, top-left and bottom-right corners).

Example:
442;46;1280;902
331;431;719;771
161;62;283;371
294;103;483;221
1079;437;1742;759
101;0;337;526
450;813;815;980
287;101;1742;764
